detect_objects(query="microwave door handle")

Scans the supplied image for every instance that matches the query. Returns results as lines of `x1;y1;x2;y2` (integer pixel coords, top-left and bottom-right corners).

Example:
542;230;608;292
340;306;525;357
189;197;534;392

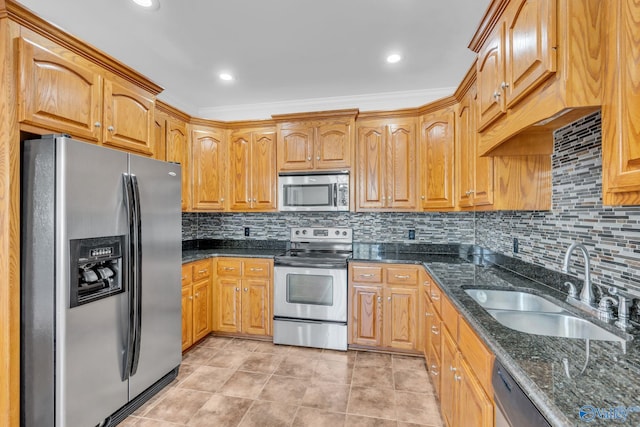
333;183;338;207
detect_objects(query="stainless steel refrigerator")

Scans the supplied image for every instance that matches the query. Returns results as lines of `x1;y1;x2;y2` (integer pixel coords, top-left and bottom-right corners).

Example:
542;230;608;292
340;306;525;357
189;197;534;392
21;135;182;427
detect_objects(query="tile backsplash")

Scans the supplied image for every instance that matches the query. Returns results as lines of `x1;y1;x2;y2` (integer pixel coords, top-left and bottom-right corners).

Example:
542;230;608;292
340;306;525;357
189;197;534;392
183;111;640;294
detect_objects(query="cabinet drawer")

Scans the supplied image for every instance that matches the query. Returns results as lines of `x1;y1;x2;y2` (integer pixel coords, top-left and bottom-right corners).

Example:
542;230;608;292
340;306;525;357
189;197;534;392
386;266;419;285
458;317;494;397
217;259;242;276
429;283;443;315
244;259;271;277
351;265;383;283
191;259;211;281
181;264;192;287
441;294;459;339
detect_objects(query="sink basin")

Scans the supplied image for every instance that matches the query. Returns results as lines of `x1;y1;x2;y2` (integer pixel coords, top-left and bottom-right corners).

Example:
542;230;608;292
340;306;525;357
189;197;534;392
486;310;624;342
464;289;565;313
464;288;626;342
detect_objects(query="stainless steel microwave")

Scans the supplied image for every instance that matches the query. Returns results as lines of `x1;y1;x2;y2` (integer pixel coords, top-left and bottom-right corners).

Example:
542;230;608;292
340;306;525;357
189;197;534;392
278;172;349;212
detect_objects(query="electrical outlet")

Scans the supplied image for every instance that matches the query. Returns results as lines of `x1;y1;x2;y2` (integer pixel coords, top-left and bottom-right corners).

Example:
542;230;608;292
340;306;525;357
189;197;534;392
513;237;519;253
408;229;416;240
244;227;250;237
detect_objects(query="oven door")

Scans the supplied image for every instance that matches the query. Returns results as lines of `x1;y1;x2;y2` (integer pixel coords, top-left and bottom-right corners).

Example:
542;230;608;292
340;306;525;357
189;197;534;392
273;265;347;323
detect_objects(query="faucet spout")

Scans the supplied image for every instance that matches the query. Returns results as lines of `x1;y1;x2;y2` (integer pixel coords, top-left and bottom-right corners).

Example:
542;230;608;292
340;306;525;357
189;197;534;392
562;242;594;307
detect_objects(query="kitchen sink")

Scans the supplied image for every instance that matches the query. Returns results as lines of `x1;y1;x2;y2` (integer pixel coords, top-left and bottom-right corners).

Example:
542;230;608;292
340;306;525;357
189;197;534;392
465;288;626;342
464;289;565;313
486;310;624;342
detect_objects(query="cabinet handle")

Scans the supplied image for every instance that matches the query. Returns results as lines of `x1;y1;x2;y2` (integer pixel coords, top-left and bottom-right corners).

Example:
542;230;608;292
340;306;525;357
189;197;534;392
189;296;193;300
449;366;456;372
431;326;439;335
359;273;374;278
430;292;440;301
493;91;501;100
223;267;235;271
198;269;207;274
377;296;382;303
94;122;101;128
235;287;240;291
425;311;432;317
195;293;200;298
501;81;510;89
454;374;462;381
394;274;410;279
307;156;312;161
423;281;430;286
244;287;248;292
107;125;115;132
430;365;439;376
250;267;263;272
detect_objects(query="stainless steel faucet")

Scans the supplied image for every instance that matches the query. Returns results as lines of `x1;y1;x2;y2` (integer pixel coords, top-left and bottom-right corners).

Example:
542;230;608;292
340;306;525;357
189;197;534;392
562;243;595;307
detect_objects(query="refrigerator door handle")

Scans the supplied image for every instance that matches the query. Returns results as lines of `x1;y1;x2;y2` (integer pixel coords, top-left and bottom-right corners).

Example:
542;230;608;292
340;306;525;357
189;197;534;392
122;173;136;381
130;174;143;376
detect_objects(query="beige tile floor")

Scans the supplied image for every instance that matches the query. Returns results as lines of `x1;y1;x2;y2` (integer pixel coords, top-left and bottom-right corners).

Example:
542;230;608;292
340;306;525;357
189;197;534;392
122;336;444;427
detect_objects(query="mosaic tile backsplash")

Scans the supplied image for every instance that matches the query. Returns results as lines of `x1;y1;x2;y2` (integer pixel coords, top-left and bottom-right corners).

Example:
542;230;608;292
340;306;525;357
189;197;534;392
183;111;640;294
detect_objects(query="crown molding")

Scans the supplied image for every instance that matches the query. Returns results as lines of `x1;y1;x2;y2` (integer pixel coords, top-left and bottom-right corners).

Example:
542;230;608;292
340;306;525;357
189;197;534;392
198;88;456;122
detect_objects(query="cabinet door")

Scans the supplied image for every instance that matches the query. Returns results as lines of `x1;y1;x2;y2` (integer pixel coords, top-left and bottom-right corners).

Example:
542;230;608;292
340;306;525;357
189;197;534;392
387;122;417;210
357;125;386;209
181;286;193;351
351;284;383;346
242;278;271;336
154;110;167;161
504;0;556;108
278;126;314;171
420;111;455;210
441;329;457;427
18;37;102;142
251;131;277;211
315;123;351;169
103;79;154;156
192;279;211;342
423;294;434;362
457;355;494;427
228;133;252;211
456;95;475;209
467;84;494;207
215;277;241;333
384;286;418;351
477;23;505;130
192;128;226;210
166;119;190;211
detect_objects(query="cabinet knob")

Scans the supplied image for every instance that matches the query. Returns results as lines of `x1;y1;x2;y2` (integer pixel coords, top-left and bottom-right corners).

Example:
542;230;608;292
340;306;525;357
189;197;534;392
421;195;425;200
253;198;257;202
387;296;391;301
220;198;224;202
377;296;382;303
244;287;248;292
449;366;456;372
307;156;312;161
501;81;510;90
107;125;115;132
387;196;392;201
189;296;193;300
94;122;101;128
195;292;200;298
236;287;240;291
182;276;187;280
430;365;439;376
431;325;439;335
430;292;440;301
454;374;462;381
493;91;501;100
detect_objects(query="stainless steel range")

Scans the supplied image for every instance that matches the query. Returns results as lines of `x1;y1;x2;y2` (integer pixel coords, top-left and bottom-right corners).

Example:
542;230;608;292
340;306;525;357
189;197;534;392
273;227;353;351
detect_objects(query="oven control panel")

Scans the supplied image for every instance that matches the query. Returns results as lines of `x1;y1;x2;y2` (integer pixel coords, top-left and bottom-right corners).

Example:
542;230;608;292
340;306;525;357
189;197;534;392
290;227;353;243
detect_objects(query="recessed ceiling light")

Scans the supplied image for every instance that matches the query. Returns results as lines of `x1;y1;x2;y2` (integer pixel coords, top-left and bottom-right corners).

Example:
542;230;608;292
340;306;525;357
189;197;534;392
219;73;234;81
132;0;160;10
386;53;402;64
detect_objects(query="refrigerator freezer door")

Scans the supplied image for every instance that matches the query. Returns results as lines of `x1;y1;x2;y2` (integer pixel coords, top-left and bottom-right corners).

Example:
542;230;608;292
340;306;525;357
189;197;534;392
57;138;130;427
128;155;182;398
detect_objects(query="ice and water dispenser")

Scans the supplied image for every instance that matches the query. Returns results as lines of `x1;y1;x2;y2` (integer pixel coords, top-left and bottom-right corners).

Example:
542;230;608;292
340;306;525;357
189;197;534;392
69;236;125;307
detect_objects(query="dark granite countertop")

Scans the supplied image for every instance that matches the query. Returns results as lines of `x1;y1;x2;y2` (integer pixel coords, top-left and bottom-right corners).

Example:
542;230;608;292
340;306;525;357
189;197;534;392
182;239;286;263
182;240;640;426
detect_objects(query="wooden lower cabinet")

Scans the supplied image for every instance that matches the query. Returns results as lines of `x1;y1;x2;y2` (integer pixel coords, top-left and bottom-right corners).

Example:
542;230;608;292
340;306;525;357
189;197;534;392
213;258;272;337
182;259;213;351
422;270;494;427
349;263;420;352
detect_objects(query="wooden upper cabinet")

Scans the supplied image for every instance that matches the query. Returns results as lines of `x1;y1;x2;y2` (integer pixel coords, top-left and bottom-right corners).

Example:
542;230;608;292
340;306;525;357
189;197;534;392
229;128;277;211
278;126;314;170
456;80;494;209
504;0;556;108
102;78;154;156
166;118;190;211
477;23;505;130
154;109;168;161
419;109;455;210
18;37;102;142
191;127;226;211
356;118;417;211
17;34;157;156
602;0;640;205
275;111;356;172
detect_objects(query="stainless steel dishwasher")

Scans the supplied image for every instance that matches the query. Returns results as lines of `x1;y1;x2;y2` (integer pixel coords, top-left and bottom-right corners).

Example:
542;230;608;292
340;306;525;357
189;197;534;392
493;359;551;427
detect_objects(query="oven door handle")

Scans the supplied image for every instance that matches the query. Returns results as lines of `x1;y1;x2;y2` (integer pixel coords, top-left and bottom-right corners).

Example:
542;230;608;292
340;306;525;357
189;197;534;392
273;316;347;326
274;260;347;269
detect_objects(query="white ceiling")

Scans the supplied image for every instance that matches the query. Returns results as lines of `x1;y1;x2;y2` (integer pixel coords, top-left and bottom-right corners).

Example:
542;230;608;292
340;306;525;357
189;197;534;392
18;0;491;121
